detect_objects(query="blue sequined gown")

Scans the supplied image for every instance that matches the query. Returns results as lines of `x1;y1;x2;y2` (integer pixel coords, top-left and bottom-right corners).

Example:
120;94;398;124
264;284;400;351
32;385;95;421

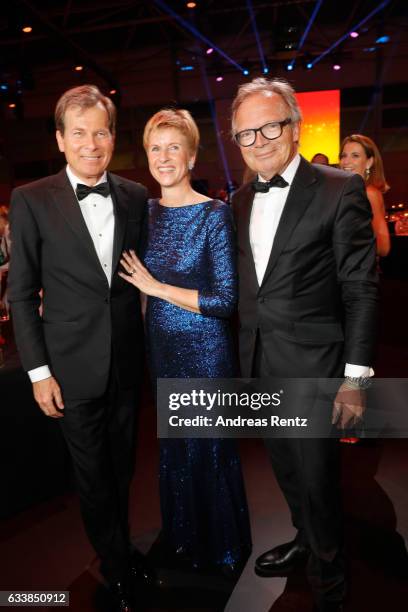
144;198;251;568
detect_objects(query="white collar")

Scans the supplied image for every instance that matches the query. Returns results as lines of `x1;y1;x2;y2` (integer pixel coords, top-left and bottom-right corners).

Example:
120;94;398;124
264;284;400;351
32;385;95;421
257;153;301;186
65;164;108;191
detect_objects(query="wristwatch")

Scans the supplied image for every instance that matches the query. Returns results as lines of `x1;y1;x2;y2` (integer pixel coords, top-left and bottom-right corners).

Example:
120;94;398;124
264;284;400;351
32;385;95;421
344;375;372;390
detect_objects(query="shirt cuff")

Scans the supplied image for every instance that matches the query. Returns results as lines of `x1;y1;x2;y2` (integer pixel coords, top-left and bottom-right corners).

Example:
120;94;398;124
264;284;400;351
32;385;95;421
28;365;52;383
344;364;374;378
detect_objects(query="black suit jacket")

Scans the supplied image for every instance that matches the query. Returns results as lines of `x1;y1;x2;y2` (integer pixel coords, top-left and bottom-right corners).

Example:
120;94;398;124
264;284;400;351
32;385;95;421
8;169;146;399
232;157;379;378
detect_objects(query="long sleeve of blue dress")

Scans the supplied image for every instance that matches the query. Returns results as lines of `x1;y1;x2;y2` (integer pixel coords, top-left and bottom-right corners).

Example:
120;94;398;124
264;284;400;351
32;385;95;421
198;204;238;318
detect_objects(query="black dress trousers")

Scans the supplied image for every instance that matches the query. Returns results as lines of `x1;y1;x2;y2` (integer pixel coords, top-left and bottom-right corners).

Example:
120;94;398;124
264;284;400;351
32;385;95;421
59;362;138;583
253;333;346;606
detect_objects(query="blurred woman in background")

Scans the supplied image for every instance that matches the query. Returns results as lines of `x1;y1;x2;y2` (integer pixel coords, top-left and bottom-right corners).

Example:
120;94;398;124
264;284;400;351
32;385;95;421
0;205;11;315
339;134;391;257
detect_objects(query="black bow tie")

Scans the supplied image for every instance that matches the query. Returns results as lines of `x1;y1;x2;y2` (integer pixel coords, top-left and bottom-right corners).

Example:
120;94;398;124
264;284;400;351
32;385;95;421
76;182;110;201
252;175;289;192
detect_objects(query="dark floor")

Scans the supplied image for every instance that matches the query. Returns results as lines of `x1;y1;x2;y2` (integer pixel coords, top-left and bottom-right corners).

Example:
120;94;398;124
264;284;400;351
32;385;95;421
1;419;408;612
0;275;407;611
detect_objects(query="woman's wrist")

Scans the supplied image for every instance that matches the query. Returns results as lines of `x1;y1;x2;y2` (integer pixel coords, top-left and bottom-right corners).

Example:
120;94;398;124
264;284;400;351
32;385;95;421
156;282;169;300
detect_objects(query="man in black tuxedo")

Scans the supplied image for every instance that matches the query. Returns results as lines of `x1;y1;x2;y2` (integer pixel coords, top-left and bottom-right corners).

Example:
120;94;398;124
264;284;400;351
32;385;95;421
231;78;378;612
8;85;150;611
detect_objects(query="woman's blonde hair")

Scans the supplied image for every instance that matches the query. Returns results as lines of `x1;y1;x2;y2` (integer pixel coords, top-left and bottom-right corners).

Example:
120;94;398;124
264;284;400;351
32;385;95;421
143;108;199;154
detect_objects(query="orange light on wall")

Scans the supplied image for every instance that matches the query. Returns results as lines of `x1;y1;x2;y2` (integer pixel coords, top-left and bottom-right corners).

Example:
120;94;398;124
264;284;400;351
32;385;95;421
296;90;340;165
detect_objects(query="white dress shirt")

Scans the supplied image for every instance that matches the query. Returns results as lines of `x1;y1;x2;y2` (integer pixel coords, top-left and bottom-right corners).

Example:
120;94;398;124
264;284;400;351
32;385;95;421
250;154;300;285
66;165;115;285
249;154;371;378
29;165;115;383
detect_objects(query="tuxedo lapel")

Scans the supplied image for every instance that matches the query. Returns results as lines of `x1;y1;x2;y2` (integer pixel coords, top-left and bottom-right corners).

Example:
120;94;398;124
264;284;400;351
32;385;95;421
235;182;260;293
50;170;106;279
261;157;318;288
109;174;128;274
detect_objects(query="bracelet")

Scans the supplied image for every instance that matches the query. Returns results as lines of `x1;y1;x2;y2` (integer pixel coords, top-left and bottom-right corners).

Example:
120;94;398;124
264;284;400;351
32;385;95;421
344;375;372;390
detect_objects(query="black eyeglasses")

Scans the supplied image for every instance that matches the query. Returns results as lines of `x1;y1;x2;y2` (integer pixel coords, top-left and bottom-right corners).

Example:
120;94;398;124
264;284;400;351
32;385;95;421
234;118;292;147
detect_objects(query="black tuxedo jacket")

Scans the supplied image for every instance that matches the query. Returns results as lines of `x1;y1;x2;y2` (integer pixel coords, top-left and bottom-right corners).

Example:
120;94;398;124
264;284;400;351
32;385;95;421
8;169;146;399
232;157;379;378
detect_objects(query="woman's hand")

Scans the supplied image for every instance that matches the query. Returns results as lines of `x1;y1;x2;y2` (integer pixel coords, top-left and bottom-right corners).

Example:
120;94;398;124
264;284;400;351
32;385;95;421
119;250;200;312
119;250;163;297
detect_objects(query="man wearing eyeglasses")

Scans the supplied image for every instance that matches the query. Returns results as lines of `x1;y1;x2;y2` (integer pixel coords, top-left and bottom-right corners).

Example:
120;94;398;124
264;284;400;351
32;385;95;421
231;78;378;612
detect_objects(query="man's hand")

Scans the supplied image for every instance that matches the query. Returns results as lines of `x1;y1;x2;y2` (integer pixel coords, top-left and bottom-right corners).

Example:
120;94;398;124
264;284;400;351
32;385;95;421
33;376;65;418
332;381;366;430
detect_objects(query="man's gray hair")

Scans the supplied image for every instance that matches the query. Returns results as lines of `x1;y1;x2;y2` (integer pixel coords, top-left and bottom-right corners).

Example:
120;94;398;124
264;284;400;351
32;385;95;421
231;77;302;133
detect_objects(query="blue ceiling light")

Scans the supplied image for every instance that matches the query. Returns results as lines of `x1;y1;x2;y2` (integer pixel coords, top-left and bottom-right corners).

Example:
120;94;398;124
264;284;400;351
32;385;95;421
312;0;391;67
154;0;245;73
246;0;268;76
376;35;390;44
243;69;249;76
283;0;323;73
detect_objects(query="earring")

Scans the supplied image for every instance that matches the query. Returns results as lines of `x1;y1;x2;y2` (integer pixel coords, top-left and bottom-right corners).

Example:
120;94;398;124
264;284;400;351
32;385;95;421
364;167;371;179
188;161;194;171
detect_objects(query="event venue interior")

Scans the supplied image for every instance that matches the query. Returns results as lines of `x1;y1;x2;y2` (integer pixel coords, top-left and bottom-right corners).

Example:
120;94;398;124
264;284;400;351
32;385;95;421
1;1;407;611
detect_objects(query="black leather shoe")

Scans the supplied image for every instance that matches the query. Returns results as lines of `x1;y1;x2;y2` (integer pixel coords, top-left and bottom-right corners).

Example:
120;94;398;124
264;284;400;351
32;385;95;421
255;540;310;576
130;548;156;586
109;581;134;612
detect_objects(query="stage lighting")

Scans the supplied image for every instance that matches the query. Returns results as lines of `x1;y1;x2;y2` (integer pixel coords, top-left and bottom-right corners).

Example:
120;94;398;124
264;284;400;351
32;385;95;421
275;25;299;53
286;63;294;71
0;84;8;91
243;69;249;76
263;67;269;74
22;26;32;33
216;76;223;82
350;31;359;38
109;89;117;95
333;63;341;71
376;35;390;44
8;103;16;108
180;65;194;71
186;2;196;8
206;48;214;55
74;65;84;71
306;62;313;69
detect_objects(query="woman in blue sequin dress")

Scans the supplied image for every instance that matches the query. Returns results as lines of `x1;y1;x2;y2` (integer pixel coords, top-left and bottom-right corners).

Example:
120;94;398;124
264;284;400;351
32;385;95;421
120;109;251;572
